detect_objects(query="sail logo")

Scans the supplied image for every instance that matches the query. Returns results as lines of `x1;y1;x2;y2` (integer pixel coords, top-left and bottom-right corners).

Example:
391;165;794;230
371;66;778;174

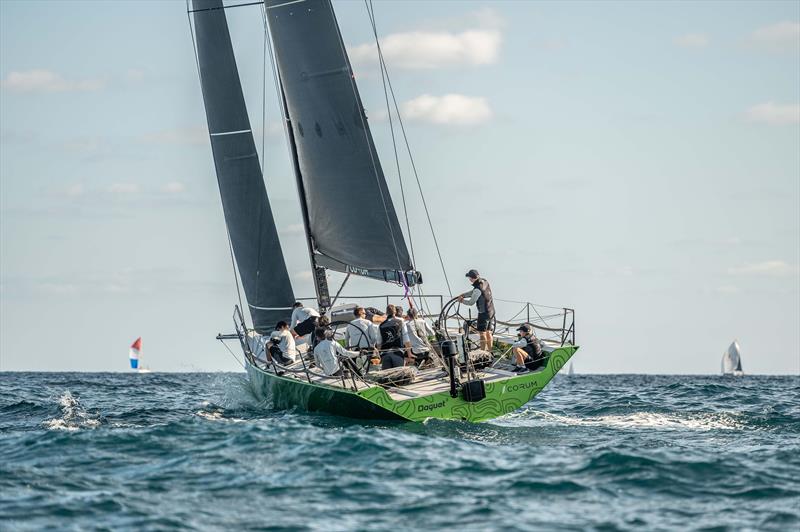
418;400;446;412
346;265;370;276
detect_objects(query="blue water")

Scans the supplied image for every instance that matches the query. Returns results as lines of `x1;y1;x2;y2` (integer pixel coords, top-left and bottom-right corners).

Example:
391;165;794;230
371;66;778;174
1;373;798;531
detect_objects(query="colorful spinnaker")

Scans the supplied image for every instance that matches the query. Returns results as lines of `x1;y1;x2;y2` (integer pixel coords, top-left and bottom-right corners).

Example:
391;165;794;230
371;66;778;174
129;337;141;370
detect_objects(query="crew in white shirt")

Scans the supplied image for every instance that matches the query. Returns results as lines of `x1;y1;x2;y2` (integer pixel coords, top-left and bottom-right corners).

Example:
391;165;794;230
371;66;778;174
345;306;379;350
312;327;359;376
404;308;434;365
271;321;298;363
290;302;320;341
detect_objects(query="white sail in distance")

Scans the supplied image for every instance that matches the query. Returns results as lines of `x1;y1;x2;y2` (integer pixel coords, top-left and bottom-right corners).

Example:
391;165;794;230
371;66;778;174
721;340;743;376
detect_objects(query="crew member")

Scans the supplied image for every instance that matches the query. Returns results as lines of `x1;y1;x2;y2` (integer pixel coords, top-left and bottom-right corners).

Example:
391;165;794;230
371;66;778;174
312;327;358;377
405;308;434;366
378;304;412;369
511;325;543;373
458;269;495;351
346;306;379;351
290;302;320;342
269;321;297;364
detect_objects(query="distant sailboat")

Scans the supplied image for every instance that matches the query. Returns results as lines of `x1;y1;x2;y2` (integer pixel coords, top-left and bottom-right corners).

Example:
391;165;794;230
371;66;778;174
129;337;151;373
721;340;744;376
568;362;575;376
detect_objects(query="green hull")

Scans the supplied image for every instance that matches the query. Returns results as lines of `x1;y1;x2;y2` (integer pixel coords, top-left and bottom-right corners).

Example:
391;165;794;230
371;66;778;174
247;345;578;422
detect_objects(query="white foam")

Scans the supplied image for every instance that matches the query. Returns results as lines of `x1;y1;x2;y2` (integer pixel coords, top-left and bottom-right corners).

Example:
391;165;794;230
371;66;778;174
43;391;102;431
496;410;744;431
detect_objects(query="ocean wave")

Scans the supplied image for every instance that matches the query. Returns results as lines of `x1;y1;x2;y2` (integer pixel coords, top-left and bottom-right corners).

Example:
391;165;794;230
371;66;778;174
42;391;104;431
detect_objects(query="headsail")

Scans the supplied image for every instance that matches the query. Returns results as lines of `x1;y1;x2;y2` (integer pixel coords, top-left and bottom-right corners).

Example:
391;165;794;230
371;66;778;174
191;0;295;332
129;337;141;370
265;0;420;291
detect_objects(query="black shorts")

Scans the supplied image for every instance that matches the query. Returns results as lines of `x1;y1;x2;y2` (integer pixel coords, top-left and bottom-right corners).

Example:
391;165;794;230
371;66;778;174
476;313;494;332
524;352;544;371
381;350;405;370
293;316;317;337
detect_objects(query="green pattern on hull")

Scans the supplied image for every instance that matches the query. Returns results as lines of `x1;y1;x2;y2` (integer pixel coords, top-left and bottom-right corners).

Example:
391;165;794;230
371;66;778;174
247;345;578;422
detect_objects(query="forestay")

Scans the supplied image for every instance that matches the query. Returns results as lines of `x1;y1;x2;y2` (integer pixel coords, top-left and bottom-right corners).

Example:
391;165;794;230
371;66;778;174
265;0;420;286
191;0;295;332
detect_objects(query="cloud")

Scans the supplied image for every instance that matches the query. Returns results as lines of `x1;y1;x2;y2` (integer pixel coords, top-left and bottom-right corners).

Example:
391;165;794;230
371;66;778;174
745;102;800;125
349;29;501;69
728;260;798;276
161;182;186;194
674;33;710;48
107;183;140;195
37;283;80;295
1;70;105;93
292;270;313;281
402;94;492;125
746;21;800;53
715;285;739;294
125;68;145;83
139;126;208;146
280;224;305;236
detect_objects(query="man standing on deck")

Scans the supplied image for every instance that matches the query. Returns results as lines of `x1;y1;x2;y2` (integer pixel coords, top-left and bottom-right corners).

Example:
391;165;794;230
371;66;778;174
458;269;495;351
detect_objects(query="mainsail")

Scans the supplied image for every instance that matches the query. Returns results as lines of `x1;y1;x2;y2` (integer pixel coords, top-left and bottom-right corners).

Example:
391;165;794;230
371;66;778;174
191;0;295;332
721;340;743;375
265;0;420;291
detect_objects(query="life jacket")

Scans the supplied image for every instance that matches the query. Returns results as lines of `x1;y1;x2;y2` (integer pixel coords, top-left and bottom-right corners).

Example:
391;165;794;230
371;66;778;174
523;336;542;358
379;318;404;350
473;278;495;316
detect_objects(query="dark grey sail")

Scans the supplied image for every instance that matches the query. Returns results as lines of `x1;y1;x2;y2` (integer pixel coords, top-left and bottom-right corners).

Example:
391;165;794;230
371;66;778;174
191;0;295;333
265;0;421;289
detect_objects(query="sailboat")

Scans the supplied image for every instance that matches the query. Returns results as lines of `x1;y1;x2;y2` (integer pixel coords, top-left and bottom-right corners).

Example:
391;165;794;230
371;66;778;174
188;0;578;422
129;337;151;373
721;340;744;376
568;362;575;377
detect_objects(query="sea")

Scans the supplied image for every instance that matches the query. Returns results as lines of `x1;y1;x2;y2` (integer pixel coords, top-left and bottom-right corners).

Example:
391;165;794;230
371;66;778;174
1;373;798;531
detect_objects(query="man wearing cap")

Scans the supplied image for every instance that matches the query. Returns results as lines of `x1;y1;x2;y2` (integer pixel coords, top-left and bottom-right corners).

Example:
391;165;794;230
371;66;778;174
511;325;543;373
458;269;495;351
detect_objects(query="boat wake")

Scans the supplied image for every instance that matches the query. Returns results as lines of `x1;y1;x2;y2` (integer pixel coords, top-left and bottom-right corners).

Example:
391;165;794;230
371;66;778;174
43;391;103;431
498;410;744;431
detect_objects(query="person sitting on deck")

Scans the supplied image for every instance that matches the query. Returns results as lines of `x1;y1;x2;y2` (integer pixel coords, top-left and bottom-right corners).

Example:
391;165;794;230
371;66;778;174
346;306;379;351
378;304;413;370
312;327;358;377
404;308;435;367
458;269;495;351
268;321;297;365
290;302;320;342
511;325;543;373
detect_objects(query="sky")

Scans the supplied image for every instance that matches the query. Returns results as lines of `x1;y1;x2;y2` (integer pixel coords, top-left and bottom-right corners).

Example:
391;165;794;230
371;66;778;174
1;0;798;374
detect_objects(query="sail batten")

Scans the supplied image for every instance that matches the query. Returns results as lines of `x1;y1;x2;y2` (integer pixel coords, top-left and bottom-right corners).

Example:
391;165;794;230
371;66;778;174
265;0;419;285
192;0;295;332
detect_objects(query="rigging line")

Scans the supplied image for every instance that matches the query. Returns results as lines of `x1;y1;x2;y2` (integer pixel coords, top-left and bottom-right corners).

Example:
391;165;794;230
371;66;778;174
325;0;405;274
365;0;415;270
329;273;351;309
186;2;246;320
220;338;246;369
364;5;451;297
260;3;267;173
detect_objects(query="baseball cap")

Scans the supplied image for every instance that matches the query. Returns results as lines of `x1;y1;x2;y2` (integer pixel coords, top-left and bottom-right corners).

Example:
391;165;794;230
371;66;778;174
516;325;531;333
465;269;480;279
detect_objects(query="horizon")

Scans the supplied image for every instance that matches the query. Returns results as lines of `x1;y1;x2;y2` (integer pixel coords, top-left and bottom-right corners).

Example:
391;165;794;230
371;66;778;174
1;0;798;374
